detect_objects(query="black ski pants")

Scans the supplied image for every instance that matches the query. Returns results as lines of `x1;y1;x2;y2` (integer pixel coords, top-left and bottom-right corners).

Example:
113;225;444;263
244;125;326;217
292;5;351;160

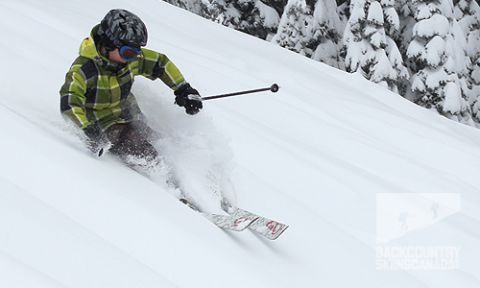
105;121;159;165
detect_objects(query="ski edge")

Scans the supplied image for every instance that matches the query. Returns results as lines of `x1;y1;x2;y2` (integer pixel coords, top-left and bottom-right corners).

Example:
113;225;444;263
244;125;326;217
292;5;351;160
179;198;258;232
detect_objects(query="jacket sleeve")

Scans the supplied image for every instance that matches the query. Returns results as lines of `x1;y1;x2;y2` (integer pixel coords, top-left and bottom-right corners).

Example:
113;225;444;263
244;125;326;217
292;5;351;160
139;48;187;91
59;62;90;129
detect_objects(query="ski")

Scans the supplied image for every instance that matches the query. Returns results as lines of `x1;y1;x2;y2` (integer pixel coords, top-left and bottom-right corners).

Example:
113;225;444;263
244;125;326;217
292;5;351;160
179;198;259;231
248;215;289;240
174;180;287;238
221;200;289;240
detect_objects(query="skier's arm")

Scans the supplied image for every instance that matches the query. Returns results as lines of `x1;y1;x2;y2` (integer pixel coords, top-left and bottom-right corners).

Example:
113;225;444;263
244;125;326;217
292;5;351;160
139;48;202;115
59;64;90;129
139;48;187;90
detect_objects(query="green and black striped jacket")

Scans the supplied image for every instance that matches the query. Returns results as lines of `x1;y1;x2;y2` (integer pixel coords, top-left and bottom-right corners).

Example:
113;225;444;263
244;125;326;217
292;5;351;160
60;25;187;131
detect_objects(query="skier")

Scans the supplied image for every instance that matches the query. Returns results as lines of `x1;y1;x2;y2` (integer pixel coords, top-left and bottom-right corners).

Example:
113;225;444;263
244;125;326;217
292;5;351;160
60;9;202;170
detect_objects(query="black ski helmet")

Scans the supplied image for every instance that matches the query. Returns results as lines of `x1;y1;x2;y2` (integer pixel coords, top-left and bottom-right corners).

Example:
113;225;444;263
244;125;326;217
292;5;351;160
98;9;148;48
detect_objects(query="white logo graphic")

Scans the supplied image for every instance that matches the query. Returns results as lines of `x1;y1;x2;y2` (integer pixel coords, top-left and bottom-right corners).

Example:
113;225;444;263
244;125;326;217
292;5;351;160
375;193;461;270
376;193;461;244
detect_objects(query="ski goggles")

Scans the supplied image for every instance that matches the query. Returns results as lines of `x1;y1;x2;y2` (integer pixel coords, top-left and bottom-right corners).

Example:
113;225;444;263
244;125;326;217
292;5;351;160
118;45;142;62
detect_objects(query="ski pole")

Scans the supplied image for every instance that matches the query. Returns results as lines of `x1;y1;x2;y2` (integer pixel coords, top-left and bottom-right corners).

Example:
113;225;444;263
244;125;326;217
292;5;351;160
201;84;279;101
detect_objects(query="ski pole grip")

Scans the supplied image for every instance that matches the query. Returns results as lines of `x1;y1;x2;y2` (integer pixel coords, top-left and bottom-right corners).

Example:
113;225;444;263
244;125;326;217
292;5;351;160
270;84;279;93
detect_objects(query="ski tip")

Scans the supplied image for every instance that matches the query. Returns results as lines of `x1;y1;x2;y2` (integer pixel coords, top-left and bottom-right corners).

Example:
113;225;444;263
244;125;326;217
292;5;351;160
269;225;288;240
262;223;289;240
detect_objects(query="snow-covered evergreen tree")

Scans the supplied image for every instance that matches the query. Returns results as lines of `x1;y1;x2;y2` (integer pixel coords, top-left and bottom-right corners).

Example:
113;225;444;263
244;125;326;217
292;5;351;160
455;0;480;123
396;0;418;99
343;0;407;91
337;0;350;23
381;0;409;93
204;0;280;39
305;0;344;68
407;0;472;123
266;0;289;17
271;0;309;53
343;0;368;73
272;0;344;67
163;0;204;15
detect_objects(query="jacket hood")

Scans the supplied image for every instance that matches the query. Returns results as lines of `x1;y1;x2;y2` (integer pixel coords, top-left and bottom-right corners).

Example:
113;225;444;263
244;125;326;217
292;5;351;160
79;37;100;60
79;25;103;60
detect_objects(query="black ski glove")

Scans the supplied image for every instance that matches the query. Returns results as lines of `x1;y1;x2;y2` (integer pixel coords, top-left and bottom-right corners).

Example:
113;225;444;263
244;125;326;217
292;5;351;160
174;83;203;115
83;124;106;156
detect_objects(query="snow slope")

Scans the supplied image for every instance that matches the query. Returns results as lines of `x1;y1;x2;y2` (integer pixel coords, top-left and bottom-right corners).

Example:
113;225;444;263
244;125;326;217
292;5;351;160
1;0;480;287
